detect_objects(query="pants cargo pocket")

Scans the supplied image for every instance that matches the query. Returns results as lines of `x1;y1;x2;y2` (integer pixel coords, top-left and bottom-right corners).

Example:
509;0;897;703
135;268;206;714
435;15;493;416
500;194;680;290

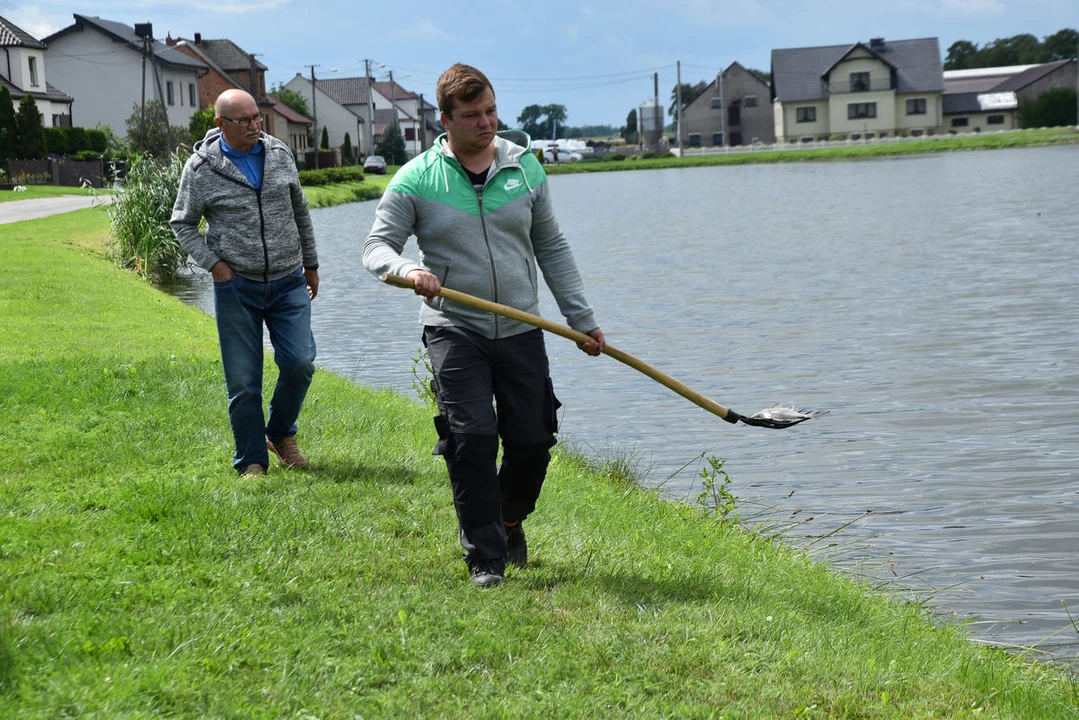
543;377;562;447
433;414;453;457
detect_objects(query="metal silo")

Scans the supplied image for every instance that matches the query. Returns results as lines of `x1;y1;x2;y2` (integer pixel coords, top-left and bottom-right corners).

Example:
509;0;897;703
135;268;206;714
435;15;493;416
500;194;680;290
638;99;665;147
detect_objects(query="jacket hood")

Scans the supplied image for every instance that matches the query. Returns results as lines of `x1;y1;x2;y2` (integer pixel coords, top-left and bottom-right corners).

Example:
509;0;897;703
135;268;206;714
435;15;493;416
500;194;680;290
434;129;533;165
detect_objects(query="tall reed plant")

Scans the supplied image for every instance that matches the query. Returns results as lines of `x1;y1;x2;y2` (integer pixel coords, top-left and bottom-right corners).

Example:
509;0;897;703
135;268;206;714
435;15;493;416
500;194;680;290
107;152;188;284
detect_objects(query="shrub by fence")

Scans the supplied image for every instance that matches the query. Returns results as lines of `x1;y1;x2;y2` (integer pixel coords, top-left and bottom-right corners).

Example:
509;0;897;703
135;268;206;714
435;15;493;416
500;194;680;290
298;166;366;186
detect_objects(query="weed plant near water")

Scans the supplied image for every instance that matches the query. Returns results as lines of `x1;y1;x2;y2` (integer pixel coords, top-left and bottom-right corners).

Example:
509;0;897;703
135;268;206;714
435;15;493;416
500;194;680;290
1;209;1077;717
107;152;188;284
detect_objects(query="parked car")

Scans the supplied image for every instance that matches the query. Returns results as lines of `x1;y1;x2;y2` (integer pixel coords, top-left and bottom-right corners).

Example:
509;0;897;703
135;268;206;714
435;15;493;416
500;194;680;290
363;155;387;174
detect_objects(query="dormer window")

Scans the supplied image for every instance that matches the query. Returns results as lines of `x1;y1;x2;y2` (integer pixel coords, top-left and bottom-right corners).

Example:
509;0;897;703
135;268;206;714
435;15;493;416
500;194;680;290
850;72;870;92
28;56;39;87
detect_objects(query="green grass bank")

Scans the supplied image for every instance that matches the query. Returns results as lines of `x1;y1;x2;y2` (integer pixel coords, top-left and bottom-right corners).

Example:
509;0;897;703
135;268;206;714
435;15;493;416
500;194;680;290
1;210;1077;717
547;127;1079;175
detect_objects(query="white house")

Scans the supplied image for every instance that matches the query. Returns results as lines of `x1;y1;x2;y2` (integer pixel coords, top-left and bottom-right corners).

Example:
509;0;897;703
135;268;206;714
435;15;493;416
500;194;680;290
43;15;206;138
0;16;73;127
282;73;366;159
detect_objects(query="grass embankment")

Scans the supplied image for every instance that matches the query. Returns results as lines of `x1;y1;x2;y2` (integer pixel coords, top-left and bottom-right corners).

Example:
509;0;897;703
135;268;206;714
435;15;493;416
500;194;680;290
1;210;1077;717
304;171;395;209
0;185;110;202
547;126;1079;175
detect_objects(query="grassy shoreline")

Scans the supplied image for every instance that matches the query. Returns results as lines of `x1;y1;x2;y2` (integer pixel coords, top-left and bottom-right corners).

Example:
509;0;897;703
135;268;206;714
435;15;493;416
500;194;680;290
1;209;1077;717
546;126;1079;175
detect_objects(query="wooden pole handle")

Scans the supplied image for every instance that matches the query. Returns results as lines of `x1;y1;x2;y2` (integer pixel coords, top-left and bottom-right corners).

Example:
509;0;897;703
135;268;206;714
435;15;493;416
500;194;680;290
381;273;738;422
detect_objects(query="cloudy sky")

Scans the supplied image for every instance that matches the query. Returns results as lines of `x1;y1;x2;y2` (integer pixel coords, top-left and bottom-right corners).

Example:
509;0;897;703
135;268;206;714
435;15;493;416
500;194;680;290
13;0;1076;128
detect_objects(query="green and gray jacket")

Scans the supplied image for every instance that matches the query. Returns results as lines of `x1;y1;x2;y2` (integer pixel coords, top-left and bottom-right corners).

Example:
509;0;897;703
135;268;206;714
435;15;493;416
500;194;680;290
171;128;317;282
363;131;597;339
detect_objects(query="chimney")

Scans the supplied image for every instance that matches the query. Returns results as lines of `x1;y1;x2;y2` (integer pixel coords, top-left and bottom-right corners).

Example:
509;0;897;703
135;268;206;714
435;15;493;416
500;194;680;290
869;37;885;49
194;32;202;44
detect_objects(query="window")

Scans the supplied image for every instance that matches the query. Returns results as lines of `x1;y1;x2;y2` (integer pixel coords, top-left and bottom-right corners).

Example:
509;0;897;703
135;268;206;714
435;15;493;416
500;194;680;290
906;98;926;115
848;102;877;119
189;83;196;107
710;97;722;109
28;56;39;87
712;133;724;145
987;115;1005;125
850;71;870;92
951;117;969;127
166;81;175;106
744;95;758;108
910;128;924;137
688;133;701;146
404;127;416;141
796;106;817;123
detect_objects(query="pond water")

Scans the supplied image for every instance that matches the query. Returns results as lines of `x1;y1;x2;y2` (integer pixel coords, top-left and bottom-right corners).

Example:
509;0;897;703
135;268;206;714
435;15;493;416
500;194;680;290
168;145;1079;660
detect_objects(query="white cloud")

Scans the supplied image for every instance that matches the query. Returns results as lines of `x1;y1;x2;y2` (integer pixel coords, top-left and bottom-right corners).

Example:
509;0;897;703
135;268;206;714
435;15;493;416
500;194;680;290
898;0;1006;16
390;19;455;45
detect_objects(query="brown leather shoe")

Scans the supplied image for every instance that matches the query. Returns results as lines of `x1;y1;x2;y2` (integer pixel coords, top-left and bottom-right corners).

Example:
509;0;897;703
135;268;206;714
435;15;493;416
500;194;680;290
266;436;309;468
241;463;266;477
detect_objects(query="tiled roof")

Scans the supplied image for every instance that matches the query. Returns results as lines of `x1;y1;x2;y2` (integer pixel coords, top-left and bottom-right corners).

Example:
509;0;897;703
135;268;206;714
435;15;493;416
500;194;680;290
43;15;206;70
371;80;415;101
942;91;1018;114
0;75;73;103
0;15;45;48
772;37;944;102
181;37;266;72
269;96;313;124
316;76;370;105
992;59;1072;92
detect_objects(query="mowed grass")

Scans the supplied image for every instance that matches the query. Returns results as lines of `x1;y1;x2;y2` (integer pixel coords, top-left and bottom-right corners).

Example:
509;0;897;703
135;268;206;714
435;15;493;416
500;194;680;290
547;126;1079;175
0;185;110;202
304;173;393;209
1;209;1077;717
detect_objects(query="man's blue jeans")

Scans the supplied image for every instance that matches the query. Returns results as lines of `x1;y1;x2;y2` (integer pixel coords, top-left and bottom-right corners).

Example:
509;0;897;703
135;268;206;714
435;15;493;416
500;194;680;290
213;269;316;471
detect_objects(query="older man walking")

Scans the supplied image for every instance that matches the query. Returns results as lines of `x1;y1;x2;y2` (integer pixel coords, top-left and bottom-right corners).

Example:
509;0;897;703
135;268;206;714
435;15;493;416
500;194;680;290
171;89;320;476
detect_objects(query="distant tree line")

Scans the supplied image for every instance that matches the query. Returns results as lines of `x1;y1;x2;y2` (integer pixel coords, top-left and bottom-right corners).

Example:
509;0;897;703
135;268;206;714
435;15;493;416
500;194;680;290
945;28;1077;70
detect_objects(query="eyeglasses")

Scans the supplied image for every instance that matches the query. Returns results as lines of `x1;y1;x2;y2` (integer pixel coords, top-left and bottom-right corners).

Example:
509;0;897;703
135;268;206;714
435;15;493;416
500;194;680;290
221;113;265;126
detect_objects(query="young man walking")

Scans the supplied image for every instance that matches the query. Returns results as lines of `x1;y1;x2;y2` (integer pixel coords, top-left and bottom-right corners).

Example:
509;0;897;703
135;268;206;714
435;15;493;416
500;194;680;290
171;89;320;477
363;64;605;586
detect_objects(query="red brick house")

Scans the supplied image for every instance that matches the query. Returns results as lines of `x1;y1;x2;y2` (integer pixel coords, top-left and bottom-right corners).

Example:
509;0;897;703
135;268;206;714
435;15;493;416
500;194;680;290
165;33;276;136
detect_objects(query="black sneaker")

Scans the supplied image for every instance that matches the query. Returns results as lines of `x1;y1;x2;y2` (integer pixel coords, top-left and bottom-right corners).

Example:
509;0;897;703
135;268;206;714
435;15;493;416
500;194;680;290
468;557;505;587
506;523;527;567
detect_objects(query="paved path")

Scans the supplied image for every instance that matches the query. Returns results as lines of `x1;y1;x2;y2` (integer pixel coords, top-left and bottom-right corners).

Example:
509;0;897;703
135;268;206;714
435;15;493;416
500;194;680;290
0;194;113;225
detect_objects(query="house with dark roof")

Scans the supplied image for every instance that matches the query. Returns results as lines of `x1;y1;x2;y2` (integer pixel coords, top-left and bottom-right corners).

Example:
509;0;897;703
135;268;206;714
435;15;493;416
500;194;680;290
166;33;278;136
0;16;73;129
42;15;206;138
680;62;774;147
283;73;437;160
269;95;313;157
771;37;944;142
281;74;366;162
942;60;1077;132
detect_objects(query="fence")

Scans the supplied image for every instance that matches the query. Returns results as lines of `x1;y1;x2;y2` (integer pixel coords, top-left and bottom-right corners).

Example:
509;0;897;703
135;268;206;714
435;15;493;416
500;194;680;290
5;158;110;187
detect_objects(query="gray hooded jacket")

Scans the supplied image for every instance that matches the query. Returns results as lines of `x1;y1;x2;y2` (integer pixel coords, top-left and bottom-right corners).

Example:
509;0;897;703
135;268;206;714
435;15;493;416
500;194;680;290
171;128;317;281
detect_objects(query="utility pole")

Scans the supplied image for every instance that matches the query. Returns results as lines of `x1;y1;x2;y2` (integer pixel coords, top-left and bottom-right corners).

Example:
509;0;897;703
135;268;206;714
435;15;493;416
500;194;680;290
653;72;660;149
718;68;726;148
306;64;319;169
676;60;683;155
364;59;375;158
419;93;427;150
139;35;148;150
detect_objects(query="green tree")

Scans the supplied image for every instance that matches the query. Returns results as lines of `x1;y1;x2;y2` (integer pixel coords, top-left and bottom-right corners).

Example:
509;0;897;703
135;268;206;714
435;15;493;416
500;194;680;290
1041;28;1078;61
668;81;709;124
0;86;18;161
944;40;980;70
123;101;192;157
189;107;215;139
320;126;329;150
270;84;311;119
376;123;407;165
1019;87;1078;128
45;126;68;155
516;104;546;137
341;131;354;165
620;108;638;143
16;94;46;159
980;33;1042;66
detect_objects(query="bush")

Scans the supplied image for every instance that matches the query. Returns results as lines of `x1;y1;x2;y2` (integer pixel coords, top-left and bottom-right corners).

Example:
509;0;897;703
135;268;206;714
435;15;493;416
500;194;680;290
86;129;108;153
603;153;625;161
108;152;188;284
298;166;365;186
45;126;68;155
70;150;103;161
66;127;91;153
1019;88;1078;128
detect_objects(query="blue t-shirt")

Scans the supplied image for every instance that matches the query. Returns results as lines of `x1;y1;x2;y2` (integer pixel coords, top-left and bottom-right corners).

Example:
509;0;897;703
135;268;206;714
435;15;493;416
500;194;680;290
220;136;265;189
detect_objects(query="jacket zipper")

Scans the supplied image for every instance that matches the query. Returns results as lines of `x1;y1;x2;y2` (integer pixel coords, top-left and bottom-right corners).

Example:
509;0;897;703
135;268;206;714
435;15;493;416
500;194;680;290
256;188;267;281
